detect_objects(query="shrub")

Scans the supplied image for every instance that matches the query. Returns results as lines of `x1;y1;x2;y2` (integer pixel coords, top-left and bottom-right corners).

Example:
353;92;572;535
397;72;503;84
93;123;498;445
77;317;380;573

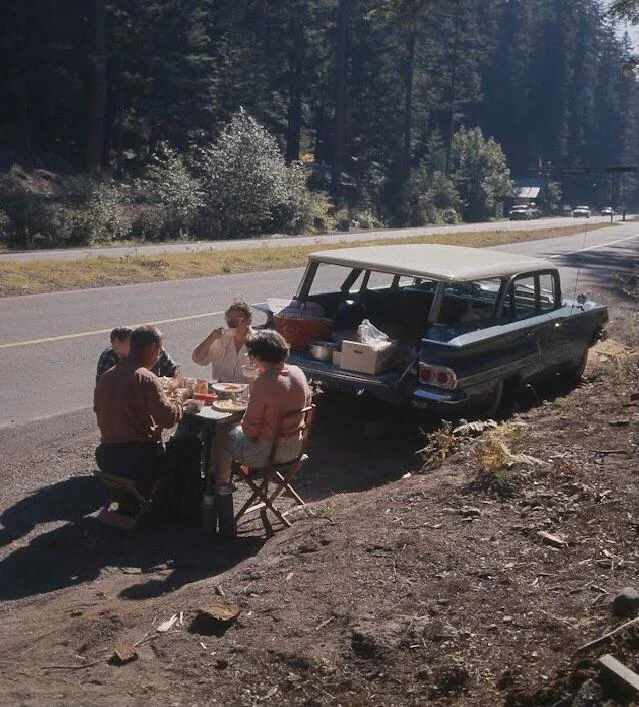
450;127;512;222
138;142;203;239
402;167;461;226
0;171;133;248
304;191;336;234
195;109;315;239
0;208;14;244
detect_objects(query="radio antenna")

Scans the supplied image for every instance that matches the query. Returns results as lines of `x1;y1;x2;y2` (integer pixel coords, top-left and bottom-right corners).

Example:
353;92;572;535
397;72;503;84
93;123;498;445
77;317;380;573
570;218;591;311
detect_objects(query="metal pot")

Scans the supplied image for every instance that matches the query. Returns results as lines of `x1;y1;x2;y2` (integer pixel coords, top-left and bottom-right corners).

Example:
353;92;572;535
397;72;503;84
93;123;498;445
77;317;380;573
308;340;336;362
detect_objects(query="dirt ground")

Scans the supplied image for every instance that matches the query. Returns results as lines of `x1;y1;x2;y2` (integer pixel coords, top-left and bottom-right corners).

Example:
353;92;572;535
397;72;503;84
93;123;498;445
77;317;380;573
1;287;639;706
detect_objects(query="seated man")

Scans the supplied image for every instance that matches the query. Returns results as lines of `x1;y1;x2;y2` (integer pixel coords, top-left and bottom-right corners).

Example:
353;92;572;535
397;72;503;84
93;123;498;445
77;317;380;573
94;325;201;518
210;329;312;489
96;326;178;383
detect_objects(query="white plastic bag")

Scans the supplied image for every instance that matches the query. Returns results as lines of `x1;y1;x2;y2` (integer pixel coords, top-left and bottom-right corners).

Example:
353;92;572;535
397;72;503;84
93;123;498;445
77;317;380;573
357;319;390;350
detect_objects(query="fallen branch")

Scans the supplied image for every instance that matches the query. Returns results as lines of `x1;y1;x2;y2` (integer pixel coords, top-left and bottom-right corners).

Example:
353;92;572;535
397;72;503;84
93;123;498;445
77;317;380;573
576;616;639;652
315;617;334;631
133;634;158;648
41;660;102;670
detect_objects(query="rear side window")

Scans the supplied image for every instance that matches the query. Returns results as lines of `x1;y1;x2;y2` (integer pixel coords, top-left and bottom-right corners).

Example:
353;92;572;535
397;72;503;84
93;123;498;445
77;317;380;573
538;273;556;312
435;278;502;326
504;272;558;320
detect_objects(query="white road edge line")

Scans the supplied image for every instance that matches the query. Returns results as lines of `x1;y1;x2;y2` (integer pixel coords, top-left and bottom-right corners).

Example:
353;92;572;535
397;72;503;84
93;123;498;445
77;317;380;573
0;310;224;350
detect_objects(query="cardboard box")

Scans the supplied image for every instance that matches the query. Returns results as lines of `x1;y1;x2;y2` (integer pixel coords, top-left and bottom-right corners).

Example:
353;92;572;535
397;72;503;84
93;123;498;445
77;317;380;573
340;340;399;375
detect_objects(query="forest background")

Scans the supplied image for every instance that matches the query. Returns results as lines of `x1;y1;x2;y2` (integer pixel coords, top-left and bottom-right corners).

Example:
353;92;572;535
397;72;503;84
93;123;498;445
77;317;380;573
1;0;638;248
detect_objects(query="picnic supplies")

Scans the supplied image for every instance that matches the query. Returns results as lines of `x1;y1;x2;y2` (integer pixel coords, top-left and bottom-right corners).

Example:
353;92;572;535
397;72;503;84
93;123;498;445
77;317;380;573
274;313;333;351
357;319;390;349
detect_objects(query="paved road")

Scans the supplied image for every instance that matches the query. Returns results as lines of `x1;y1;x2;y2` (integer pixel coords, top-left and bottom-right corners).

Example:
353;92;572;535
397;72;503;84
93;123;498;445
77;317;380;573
0;215;618;262
1;222;638;429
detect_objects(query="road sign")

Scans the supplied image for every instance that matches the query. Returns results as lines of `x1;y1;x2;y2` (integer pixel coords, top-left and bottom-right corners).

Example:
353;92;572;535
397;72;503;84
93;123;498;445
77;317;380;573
558;166;591;175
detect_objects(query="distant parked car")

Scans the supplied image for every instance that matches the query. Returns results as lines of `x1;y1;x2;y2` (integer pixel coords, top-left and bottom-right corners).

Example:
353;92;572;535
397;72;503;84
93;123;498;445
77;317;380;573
509;205;533;221
572;205;592;218
600;206;614;216
527;205;541;219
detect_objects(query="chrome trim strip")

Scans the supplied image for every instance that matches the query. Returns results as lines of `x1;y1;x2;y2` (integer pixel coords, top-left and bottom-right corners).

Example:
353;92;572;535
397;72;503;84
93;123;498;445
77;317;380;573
455;352;540;386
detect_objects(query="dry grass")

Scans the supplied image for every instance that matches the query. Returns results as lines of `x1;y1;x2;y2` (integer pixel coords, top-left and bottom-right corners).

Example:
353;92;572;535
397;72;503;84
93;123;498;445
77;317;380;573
0;222;614;297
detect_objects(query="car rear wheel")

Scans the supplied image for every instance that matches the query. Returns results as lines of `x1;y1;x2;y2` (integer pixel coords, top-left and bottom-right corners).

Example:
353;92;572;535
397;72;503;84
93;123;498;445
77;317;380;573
480;380;504;418
561;348;588;383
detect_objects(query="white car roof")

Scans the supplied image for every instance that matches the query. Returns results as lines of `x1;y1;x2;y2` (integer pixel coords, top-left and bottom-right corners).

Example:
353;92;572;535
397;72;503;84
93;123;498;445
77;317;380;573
308;244;552;282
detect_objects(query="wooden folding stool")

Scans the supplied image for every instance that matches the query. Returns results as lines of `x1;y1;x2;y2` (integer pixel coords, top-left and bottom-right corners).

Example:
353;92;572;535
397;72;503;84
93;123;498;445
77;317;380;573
94;470;165;531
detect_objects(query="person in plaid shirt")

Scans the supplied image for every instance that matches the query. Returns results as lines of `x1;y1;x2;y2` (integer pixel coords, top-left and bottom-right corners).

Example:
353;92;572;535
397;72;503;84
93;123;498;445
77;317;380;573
96;327;178;383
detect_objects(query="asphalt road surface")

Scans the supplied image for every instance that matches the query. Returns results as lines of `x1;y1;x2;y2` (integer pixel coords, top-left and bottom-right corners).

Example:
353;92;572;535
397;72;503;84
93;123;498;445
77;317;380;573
1;221;638;429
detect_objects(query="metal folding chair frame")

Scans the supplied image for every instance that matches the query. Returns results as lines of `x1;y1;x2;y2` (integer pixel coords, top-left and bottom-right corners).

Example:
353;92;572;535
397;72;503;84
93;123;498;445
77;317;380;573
233;405;315;534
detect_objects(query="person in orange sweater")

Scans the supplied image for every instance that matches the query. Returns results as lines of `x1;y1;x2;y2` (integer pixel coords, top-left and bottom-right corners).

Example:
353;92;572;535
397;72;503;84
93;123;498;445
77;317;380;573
210;330;311;489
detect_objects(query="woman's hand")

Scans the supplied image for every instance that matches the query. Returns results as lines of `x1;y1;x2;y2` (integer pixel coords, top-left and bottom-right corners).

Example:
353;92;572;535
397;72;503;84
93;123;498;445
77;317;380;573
211;327;224;340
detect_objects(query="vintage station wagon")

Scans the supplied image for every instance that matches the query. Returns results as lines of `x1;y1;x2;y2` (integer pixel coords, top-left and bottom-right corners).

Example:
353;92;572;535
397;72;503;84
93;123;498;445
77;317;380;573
260;244;608;414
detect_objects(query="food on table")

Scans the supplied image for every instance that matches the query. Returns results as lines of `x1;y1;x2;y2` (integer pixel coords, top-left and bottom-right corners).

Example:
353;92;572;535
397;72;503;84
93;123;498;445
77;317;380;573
211;398;248;412
211;382;249;395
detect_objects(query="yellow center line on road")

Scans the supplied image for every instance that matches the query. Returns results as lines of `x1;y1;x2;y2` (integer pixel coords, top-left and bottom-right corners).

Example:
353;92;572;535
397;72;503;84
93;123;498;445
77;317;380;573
0;310;225;350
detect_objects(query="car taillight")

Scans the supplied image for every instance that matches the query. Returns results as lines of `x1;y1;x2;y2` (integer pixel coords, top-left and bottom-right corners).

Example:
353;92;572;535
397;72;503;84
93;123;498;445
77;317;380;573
419;362;457;389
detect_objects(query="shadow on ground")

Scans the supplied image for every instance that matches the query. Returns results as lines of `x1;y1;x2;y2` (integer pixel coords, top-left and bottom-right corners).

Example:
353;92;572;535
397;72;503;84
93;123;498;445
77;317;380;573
0;508;264;603
297;391;431;501
542;237;639;294
0;397;432;603
0;475;106;549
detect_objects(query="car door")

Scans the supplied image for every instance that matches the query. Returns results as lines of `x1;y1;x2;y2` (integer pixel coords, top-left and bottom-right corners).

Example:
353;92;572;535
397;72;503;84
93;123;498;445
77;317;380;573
504;271;564;375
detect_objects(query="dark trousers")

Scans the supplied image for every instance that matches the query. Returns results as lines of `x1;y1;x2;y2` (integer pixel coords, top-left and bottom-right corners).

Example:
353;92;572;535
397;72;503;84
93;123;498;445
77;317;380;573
95;436;202;517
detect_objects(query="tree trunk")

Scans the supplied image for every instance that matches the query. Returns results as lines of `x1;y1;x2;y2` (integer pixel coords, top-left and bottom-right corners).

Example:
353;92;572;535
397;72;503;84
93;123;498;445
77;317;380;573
444;0;460;175
18;80;31;158
401;27;417;182
331;0;350;201
256;0;267;46
87;0;107;171
286;17;304;163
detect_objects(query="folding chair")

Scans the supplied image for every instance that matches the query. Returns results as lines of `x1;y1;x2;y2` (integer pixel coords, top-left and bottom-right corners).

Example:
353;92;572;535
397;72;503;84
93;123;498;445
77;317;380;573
233;405;315;535
93;470;166;531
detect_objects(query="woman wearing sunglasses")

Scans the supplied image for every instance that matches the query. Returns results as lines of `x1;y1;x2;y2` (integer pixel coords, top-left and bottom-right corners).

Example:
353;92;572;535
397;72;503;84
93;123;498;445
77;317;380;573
192;299;254;383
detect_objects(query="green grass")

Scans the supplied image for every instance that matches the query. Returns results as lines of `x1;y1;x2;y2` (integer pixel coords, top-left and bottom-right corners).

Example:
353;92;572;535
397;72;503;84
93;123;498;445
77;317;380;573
0;222;614;298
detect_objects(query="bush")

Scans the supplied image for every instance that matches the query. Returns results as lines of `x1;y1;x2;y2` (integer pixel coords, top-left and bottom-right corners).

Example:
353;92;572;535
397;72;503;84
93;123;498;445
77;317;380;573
137;142;203;239
304;191;336;234
351;209;383;229
450;127;512;222
195;109;316;239
0;171;133;248
0;208;14;244
402;167;461;226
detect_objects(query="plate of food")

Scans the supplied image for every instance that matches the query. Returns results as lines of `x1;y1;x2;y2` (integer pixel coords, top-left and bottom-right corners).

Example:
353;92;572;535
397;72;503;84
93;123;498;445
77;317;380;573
211;382;249;396
211;398;248;413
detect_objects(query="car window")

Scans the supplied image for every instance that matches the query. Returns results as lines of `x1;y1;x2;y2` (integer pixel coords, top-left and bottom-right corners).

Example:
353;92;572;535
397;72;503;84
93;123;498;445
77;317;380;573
505;275;537;319
504;273;557;320
364;270;399;290
306;263;364;295
538;273;556;312
435;278;503;326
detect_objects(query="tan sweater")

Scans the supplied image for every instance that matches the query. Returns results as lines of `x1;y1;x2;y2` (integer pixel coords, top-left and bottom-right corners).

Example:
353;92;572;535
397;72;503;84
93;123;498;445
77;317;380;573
241;364;311;442
94;360;183;444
